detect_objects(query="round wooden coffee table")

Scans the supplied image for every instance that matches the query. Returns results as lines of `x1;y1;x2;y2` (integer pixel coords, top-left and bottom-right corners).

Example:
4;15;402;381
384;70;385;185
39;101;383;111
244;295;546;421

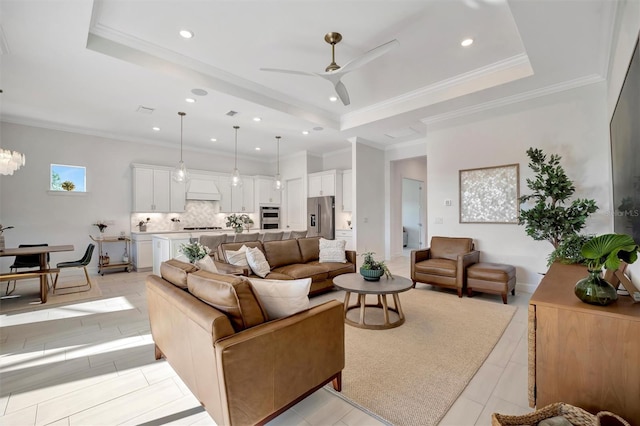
333;273;413;330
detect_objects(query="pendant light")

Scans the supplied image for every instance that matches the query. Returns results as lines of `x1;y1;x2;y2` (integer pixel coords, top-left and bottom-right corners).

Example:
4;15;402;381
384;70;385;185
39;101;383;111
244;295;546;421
273;136;284;191
230;125;243;187
172;112;188;182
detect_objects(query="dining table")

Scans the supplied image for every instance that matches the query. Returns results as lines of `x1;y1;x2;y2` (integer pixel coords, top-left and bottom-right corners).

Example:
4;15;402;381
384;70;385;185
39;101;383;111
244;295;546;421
0;244;74;303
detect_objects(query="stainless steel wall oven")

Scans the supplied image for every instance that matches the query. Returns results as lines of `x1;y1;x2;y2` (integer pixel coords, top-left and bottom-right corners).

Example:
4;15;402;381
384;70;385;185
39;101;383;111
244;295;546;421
260;206;280;229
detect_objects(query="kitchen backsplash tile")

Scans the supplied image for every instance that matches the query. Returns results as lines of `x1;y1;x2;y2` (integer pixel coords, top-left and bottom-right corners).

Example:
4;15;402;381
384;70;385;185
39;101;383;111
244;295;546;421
131;201;257;232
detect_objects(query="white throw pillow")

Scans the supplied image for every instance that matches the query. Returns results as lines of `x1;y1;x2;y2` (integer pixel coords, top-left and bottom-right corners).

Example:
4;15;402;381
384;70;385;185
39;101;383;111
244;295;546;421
226;245;249;266
319;238;347;263
245;246;271;278
248;278;311;319
195;255;218;273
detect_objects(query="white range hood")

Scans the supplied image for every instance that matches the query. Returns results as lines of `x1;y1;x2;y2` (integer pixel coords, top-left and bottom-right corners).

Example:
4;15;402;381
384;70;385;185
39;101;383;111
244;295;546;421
186;177;221;201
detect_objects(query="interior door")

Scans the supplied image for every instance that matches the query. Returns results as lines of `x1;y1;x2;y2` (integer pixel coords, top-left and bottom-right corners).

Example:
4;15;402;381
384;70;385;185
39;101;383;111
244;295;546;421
402;178;423;249
286;177;304;230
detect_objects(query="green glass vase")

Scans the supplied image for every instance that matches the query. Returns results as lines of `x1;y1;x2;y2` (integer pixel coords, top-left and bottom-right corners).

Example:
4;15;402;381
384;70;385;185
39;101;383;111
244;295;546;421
574;269;618;306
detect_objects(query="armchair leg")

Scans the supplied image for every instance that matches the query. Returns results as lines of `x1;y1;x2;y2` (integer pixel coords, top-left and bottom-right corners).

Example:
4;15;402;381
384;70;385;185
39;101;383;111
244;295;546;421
154;344;164;360
457;288;463;298
501;294;508;304
332;372;342;392
411;280;417;288
467;288;473;297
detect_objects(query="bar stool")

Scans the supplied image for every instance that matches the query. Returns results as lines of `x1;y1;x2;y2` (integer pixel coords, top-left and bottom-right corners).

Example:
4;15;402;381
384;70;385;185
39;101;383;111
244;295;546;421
261;231;284;242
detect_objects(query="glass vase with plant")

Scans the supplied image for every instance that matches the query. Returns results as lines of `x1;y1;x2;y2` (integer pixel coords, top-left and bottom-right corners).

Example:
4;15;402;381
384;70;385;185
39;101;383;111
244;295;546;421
93;221;107;239
575;233;640;305
180;241;210;263
226;214;253;233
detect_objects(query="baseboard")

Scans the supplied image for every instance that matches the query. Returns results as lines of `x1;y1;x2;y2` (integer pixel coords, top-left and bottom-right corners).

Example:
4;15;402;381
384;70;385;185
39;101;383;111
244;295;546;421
516;282;537;294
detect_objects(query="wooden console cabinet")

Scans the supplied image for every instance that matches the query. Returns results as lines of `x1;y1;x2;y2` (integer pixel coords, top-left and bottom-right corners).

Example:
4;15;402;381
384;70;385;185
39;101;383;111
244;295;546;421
528;263;640;424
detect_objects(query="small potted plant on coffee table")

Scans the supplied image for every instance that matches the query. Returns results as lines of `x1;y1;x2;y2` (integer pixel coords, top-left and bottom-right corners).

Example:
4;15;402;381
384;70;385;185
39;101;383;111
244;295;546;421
359;251;393;281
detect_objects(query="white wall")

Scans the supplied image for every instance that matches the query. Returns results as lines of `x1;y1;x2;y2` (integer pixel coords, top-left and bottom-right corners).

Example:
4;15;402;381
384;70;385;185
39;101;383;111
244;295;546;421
322;147;352;171
0;122;270;270
426;83;611;290
353;141;385;262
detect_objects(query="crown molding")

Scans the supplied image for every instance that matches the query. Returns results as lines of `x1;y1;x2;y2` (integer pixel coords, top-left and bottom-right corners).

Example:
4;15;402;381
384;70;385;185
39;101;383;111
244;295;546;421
340;53;533;131
599;0;619;81
384;137;426;152
421;74;604;126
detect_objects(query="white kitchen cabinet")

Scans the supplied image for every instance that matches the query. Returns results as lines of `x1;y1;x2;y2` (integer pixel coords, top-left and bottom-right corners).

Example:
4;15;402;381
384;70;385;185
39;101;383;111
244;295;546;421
132;165;184;212
132;233;153;271
336;229;354;251
256;177;281;205
214;176;233;213
152;234;191;276
342;170;352;212
231;178;254;212
308;171;336;197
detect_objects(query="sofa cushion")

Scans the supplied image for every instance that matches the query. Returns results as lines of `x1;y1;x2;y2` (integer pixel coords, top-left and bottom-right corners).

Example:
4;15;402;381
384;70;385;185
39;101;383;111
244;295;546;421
246;246;271;278
195;255;218;273
319;238;347;263
271;264;328;282
187;270;268;332
297;237;321;263
307;260;355;279
248;278;311;319
161;259;198;289
430;237;473;261
415;258;457;277
263;239;303;269
264;272;294;280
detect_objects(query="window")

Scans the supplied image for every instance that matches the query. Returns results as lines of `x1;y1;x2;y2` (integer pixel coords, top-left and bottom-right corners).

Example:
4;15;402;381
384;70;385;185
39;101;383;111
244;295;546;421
50;164;86;192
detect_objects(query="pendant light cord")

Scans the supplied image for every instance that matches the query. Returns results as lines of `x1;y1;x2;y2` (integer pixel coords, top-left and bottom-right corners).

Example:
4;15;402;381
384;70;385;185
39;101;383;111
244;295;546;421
276;136;281;175
233;126;239;169
178;112;186;162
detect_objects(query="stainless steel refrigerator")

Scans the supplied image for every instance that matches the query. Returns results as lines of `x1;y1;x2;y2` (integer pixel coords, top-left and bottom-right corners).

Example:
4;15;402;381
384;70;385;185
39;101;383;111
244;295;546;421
307;196;335;239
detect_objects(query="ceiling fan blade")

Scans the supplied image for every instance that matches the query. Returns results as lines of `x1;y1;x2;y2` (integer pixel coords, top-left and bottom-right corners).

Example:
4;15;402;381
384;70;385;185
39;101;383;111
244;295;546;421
334;80;350;106
335;39;399;75
259;67;317;77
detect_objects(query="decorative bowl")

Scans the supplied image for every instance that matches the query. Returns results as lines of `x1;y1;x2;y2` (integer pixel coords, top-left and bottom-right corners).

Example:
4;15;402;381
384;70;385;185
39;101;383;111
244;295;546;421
360;267;384;281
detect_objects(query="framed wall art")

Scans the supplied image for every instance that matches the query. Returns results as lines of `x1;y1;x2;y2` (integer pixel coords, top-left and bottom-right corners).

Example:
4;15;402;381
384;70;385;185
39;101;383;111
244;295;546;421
459;164;519;224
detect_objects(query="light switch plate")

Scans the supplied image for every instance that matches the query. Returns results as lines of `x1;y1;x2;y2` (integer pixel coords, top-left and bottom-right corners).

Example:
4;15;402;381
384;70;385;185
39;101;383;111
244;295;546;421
444;199;452;207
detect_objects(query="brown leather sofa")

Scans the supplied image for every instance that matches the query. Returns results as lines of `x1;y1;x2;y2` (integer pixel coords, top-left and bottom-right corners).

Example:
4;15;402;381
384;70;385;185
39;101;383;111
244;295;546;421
411;236;480;297
147;259;345;426
216;237;356;295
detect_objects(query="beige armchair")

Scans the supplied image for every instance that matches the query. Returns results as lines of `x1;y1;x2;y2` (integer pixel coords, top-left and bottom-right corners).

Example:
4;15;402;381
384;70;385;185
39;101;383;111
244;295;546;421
411;236;479;297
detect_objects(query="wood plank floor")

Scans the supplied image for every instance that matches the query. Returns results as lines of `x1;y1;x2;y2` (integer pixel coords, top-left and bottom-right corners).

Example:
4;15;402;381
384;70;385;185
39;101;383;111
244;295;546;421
0;256;532;425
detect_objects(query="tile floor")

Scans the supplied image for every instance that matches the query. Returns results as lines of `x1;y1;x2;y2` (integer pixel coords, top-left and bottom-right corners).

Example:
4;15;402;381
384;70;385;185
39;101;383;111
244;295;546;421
0;256;532;425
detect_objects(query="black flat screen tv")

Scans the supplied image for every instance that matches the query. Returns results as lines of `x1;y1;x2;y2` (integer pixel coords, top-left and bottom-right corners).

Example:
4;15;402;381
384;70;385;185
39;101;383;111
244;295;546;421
610;36;640;244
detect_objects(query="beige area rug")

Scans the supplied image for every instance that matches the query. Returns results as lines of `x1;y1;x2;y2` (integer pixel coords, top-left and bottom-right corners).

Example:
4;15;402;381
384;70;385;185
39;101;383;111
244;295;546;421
0;276;102;314
326;287;516;426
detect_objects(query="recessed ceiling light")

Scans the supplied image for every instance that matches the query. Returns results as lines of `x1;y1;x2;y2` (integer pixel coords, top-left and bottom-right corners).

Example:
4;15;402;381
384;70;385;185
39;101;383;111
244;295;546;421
152;127;160;131
461;38;474;47
329;96;338;102
255;147;261;151
302;130;309;135
191;88;208;96
179;30;194;39
185;98;196;103
313;127;324;131
210;138;217;142
253;117;262;122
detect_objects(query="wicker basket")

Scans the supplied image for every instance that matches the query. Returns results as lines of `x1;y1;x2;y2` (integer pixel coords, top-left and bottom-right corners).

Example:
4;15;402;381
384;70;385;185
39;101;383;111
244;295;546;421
491;403;631;426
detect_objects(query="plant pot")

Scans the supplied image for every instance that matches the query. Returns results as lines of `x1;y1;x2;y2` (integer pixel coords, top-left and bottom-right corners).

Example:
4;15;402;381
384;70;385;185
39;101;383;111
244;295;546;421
360;267;384;281
234;227;243;234
575;269;618;306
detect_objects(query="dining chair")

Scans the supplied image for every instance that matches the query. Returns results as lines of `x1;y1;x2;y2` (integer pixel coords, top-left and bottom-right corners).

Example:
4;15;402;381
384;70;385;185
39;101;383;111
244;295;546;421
199;234;227;259
260;231;284;242
289;230;308;239
52;244;94;294
233;232;260;243
6;243;50;296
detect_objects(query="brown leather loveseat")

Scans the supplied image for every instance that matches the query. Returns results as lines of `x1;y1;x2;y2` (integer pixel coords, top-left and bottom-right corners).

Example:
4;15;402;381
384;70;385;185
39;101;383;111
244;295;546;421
147;259;345;425
216;236;356;295
411;236;479;297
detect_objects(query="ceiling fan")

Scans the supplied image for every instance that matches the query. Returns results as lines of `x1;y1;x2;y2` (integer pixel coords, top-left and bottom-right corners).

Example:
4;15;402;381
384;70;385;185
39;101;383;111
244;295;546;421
260;32;399;106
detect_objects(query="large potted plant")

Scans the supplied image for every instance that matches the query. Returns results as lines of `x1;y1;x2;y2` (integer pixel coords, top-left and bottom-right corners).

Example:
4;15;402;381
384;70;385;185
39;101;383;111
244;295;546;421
519;148;598;250
575;233;640;306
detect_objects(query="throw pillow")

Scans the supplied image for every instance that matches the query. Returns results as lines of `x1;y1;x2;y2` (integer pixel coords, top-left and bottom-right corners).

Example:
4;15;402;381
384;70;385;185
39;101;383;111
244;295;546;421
245;246;270;278
248;278;311;319
195;255;218;273
226;245;249;266
319;238;347;263
188;270;267;332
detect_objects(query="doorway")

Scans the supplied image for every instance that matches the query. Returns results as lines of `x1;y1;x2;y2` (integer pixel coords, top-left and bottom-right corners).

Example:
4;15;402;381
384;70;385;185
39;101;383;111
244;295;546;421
402;178;423;254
